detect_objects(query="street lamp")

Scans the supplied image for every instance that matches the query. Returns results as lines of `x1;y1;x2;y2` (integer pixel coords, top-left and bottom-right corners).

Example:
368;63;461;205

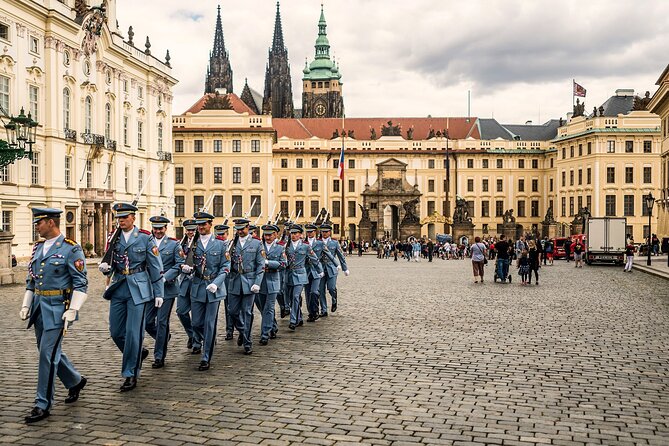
644;193;655;266
1;107;38;166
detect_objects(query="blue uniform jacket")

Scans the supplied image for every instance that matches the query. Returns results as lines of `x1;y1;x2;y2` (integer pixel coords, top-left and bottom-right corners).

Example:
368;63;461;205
157;237;185;299
26;235;88;330
190;236;229;302
305;238;332;279
260;241;287;294
286;240;320;286
178;236;194;296
322;238;348;277
103;227;164;304
227;236;265;295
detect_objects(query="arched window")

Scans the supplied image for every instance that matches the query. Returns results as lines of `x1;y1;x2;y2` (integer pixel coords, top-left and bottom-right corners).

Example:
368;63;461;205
63;88;71;129
157;122;163;150
105;103;111;140
84;95;92;133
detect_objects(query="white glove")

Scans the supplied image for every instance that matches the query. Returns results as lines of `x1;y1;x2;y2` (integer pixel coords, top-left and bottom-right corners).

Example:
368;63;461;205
264;259;269;265
337;264;342;271
20;290;33;320
181;264;193;274
250;284;260;293
206;283;218;293
98;262;111;273
154;297;164;308
318;271;325;278
69;290;88;311
344;270;350;276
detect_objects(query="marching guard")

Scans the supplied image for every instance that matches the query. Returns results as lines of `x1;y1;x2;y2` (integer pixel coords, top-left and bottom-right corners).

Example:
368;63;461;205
255;224;286;344
318;223;350;315
215;223;235;341
304;224;334;322
226;218;265;354
181;211;229;370
21;208;88;423
98;203;164;392
285;224;322;330
145;216;185;368
176;219;201;353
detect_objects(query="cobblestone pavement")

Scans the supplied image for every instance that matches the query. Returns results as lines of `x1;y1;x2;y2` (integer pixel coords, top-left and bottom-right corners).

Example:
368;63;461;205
1;256;668;445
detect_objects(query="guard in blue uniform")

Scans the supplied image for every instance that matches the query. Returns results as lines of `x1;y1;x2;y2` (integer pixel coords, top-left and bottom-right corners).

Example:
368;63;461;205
304;224;335;322
21;208;88;423
215;224;235;341
145;216;184;369
183;211;229;371
99;203;164;392
255;224;286;345
318;223;350;316
285;225;321;330
176;219;201;353
276;220;292;318
226;218;265;354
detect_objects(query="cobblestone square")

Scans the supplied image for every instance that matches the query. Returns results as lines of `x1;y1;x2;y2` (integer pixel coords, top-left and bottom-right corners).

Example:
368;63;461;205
1;256;668;445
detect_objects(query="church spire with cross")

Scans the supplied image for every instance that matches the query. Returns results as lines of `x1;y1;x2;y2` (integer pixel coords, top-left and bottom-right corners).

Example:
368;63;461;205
262;1;294;118
205;5;234;94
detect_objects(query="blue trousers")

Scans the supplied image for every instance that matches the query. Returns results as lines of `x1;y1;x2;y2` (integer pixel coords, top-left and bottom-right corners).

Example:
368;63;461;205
227;293;255;348
288;284;304;325
255;293;278;340
109;282;148;378
305;276;321;317
224;297;234;336
319;273;338;314
145;298;175;361
32;314;81;410
176;286;202;349
190;300;220;363
496;258;510;280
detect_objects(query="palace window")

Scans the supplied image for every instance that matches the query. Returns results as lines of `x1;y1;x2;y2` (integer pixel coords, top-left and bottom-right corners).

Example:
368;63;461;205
251;140;260;152
105;103;112;140
281;178;288;191
281;158;288;168
214;140;222;152
233;140;241;152
194;167;203;184
643;141;652;153
606;167;615;183
625;167;633;183
467;179;473;192
623;195;634;216
531;200;539;218
194;140;203;152
137;121;143;149
85;96;93;133
175;196;185;217
250;196;261;217
64;157;71;187
428;159;435;169
349;179;355;192
605;195;616;216
193;196;204;214
532;179;538;192
312;178;319;191
175;140;183;152
625;141;633;153
607;141;615;153
296;159;303;168
232;166;241;183
517;200;525;217
295;200;304;216
482;159;489;169
311;159;319;168
311;200;320;218
213;196;224;217
467;159;474;168
63;88;71;129
348;159;355;169
481;201;490;217
296;179;303;191
31;153;40;185
348;201;356;217
482;179;489;192
496;159;503;168
495;200;504;217
518;159;525;169
496;179;503;192
1;210;12;233
252;166;261;183
518;179;524;192
232;196;243;215
332;200;340;217
213;167;222;184
532;159;538;169
333;179;340;192
175;166;183;184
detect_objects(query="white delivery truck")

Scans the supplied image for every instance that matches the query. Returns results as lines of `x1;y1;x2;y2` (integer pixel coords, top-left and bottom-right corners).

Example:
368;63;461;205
585;217;626;265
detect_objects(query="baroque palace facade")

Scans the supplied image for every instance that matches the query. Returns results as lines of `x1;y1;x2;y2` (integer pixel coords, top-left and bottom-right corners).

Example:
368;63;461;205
173;89;661;243
0;0;177;258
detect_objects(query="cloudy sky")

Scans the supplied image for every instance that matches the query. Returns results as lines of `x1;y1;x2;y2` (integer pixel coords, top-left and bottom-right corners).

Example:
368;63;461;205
116;0;668;124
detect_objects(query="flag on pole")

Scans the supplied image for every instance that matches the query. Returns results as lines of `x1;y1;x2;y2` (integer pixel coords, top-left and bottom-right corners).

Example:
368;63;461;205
573;81;586;97
338;114;345;179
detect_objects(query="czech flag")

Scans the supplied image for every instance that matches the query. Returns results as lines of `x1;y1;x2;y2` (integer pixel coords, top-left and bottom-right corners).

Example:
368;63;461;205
337;143;345;180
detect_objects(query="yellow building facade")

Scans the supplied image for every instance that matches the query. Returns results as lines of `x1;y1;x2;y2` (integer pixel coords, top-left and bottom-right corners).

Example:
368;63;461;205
174;90;661;243
648;65;669;239
553;90;661;242
0;0;177;258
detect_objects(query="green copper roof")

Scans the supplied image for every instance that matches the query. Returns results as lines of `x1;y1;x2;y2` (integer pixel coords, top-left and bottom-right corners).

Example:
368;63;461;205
303;4;342;81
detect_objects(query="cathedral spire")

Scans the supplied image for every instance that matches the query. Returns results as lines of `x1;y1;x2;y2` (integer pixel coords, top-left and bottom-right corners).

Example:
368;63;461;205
262;1;294;118
205;4;233;94
315;3;330;60
241;78;260;115
272;1;284;52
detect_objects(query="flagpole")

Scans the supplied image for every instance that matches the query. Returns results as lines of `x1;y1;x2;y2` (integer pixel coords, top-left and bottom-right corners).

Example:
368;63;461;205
341;111;346;241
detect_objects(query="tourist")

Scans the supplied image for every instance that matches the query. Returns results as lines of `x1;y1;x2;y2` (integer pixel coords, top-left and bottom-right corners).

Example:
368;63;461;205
470;236;487;283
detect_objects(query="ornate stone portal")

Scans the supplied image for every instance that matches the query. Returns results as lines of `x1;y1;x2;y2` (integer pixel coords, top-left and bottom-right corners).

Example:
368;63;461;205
360;158;422;241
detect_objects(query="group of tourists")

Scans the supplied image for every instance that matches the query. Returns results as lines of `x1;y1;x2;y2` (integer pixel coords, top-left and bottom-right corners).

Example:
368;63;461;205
18;203;350;423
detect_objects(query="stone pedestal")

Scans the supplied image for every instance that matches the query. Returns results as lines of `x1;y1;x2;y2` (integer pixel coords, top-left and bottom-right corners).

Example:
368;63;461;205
571;223;584;235
452;222;474;241
0;232;15;285
358;218;373;242
502;223;517;240
542;223;557;239
400;222;421;241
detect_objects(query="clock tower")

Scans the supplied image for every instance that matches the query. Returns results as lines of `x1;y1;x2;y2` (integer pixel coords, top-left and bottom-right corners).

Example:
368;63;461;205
301;5;343;118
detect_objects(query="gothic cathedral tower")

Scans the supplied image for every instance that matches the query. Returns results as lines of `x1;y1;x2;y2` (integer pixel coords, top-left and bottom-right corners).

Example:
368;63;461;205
205;5;233;94
301;5;343;118
262;2;294;118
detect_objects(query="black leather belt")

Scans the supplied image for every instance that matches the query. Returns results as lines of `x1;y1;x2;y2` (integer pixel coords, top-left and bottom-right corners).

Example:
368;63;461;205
116;266;146;275
195;272;218;280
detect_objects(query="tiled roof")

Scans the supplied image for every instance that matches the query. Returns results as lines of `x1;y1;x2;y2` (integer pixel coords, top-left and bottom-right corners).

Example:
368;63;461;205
183;93;257;115
503;119;561;141
478;119;514;140
273;117;480;140
589;95;635;117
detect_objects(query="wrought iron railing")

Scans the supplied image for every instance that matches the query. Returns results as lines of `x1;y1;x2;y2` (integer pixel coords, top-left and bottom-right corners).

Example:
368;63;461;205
157;151;172;161
106;139;117;150
64;128;77;141
81;132;105;146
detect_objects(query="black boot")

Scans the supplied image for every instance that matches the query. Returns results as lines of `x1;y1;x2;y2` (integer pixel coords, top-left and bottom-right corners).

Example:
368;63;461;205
65;376;87;403
24;407;50;423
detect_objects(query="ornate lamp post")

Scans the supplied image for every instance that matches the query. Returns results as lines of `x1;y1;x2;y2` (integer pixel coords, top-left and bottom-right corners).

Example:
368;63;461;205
1;107;38;167
644;193;655;266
